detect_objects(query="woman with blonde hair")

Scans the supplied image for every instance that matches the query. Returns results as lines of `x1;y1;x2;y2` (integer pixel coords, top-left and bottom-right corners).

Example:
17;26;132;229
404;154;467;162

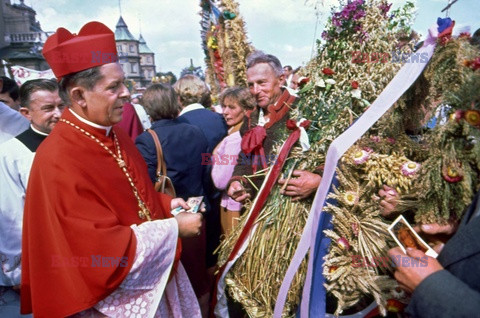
211;86;256;235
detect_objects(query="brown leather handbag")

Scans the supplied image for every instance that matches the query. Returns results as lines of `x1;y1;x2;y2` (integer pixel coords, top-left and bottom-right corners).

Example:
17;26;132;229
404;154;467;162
147;129;176;197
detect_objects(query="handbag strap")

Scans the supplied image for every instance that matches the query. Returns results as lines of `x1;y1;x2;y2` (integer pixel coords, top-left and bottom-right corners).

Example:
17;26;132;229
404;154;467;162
147;129;167;177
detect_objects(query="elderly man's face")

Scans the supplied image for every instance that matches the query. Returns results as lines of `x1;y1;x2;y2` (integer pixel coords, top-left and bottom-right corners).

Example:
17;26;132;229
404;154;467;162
20;90;64;134
83;63;130;126
247;63;284;109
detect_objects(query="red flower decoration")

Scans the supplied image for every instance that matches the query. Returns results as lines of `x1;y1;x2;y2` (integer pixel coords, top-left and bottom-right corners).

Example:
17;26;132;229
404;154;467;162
442;163;463;183
387;299;406;313
471;57;480;71
322;68;335;75
351;81;359;89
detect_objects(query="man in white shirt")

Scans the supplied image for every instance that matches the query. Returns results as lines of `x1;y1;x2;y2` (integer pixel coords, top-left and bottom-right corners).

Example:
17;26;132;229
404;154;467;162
0;79;64;317
0;77;29;144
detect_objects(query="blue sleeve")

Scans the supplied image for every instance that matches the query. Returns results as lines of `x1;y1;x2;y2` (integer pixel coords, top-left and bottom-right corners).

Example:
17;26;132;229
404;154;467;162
135;133;157;184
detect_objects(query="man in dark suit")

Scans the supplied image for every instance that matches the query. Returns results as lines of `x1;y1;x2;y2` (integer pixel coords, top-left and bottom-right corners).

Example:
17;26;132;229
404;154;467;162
389;192;480;317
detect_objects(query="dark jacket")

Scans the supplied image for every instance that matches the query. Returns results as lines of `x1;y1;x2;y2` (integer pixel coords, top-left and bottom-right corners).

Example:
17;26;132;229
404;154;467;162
177;106;228;153
406;191;480;317
231;108;289;194
135;119;210;200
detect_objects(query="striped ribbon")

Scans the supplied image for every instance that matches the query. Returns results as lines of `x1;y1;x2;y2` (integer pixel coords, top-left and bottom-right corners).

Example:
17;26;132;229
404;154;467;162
274;25;439;317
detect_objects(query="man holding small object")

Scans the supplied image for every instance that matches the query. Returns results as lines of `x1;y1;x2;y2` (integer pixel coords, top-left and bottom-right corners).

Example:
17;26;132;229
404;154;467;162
227;51;321;203
388;192;480;317
21;21;202;317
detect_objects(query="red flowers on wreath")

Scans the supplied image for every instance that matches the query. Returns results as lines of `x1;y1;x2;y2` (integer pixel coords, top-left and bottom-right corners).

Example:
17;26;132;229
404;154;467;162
351;80;359;89
322;68;335;75
451;109;480;128
442;162;463;183
464;57;480;71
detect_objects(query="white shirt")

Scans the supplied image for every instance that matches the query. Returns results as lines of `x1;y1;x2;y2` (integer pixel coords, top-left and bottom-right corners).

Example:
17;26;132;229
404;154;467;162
0;102;29;144
178;103;205;117
0;136;35;285
70;108;112;135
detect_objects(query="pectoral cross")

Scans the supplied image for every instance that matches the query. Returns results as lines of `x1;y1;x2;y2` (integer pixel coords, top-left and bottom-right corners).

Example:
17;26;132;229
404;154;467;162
138;201;152;221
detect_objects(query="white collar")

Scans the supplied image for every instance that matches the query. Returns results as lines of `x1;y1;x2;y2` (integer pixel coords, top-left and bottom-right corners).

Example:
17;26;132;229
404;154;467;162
179;103;205;116
70;109;112;136
30;124;49;136
258;108;270;127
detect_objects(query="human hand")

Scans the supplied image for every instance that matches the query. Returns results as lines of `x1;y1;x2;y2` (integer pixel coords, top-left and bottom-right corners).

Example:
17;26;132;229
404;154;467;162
378;185;399;217
388;247;443;293
413;221;458;254
175;212;203;238
170;198;190;211
278;170;321;201
227;181;250;203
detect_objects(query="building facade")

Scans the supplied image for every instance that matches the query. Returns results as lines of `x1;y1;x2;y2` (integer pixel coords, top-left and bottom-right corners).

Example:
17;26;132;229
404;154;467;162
115;16;156;89
138;34;155;87
0;0;49;75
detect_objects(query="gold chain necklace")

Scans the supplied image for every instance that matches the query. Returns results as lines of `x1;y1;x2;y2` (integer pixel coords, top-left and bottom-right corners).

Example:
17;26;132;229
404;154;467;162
60;118;152;221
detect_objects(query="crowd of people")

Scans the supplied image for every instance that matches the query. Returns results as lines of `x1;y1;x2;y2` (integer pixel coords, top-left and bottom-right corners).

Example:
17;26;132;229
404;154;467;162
0;19;479;318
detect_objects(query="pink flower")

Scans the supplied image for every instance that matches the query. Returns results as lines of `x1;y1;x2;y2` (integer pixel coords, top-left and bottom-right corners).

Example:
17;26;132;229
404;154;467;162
353;149;371;164
386;137;396;144
401;161;420;176
337;237;350;250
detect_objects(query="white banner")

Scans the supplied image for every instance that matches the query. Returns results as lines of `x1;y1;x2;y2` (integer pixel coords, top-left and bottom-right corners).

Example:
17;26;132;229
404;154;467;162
10;65;55;86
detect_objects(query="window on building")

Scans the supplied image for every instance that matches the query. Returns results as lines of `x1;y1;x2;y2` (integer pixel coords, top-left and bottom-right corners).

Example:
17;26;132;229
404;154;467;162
129;45;135;53
147;56;151;63
117;45;122;52
131;63;137;73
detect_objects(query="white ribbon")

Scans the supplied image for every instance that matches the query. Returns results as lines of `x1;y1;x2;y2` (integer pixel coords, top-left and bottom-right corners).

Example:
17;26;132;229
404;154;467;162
297;118;311;152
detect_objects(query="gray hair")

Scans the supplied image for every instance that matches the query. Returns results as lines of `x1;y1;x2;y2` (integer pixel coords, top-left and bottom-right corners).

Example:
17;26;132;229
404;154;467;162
58;66;104;105
246;51;283;77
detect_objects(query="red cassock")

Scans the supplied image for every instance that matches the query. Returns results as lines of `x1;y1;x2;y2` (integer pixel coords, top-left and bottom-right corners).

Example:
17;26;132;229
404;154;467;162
21;108;180;317
115;101;144;141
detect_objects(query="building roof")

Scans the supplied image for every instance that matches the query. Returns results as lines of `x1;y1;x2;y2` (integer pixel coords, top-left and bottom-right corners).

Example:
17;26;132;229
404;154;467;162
115;16;137;42
138;34;154;54
13;0;36;14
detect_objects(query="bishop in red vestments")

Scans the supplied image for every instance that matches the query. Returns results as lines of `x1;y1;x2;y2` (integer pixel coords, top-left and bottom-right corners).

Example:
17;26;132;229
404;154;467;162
21;21;203;317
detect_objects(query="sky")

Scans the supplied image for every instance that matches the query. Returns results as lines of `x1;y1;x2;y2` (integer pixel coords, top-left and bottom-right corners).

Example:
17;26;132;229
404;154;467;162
23;0;480;78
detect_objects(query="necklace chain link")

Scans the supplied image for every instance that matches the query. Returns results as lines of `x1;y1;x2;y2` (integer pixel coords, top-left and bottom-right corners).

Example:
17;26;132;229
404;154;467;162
60;118;152;221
